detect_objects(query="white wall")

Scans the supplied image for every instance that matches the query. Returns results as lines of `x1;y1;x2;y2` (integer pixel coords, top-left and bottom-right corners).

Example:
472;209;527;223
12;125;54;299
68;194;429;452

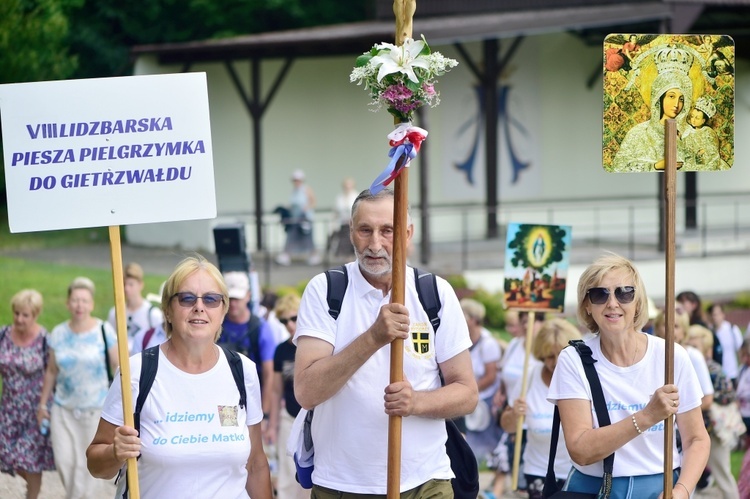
126;33;750;251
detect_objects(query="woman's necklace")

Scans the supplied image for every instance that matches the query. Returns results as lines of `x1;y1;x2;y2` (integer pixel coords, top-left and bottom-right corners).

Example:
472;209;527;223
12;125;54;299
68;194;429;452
630;335;639;365
602;336;639;366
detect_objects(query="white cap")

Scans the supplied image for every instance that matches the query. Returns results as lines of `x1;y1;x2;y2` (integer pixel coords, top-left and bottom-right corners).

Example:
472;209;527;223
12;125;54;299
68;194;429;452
291;169;305;181
224;272;250;299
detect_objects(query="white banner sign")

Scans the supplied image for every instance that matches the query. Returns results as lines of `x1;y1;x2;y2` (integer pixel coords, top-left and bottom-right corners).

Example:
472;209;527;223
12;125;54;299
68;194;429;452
0;72;216;232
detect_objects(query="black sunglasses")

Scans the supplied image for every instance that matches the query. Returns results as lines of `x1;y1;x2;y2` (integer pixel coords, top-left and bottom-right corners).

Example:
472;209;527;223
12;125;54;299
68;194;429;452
172;292;225;309
587;286;636;305
279;315;298;325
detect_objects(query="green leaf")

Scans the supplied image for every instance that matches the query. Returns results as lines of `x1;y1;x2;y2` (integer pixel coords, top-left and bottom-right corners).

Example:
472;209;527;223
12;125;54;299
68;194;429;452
355;54;372;67
405;79;421;92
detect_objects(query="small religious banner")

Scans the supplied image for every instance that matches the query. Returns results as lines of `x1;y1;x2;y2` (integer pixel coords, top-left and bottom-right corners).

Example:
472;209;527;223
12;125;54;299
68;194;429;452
602;34;734;172
503;223;571;312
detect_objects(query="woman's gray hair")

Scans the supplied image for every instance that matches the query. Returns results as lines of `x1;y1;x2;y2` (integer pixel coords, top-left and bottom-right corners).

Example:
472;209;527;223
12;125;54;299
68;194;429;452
576;252;649;334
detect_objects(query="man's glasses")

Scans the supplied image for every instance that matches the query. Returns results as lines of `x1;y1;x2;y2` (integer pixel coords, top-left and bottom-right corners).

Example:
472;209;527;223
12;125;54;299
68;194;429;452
279;315;298;325
171;292;225;309
587;286;636;305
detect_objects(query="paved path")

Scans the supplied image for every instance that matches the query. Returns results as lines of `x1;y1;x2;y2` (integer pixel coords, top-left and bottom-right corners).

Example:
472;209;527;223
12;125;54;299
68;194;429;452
0;469;726;498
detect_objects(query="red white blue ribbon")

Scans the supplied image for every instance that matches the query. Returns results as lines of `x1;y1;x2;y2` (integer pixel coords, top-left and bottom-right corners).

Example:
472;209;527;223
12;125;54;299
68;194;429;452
369;123;428;194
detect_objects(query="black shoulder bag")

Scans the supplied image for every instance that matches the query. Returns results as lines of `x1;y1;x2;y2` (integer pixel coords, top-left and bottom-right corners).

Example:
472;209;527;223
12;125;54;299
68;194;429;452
543;340;614;499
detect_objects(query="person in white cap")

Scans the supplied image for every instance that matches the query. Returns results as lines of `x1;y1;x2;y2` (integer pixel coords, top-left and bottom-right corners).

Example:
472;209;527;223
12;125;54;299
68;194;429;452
276;169;321;266
218;271;277;419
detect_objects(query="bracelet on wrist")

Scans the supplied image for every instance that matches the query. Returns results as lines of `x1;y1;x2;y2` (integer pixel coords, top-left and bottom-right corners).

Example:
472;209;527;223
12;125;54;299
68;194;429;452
675;482;690;496
631;414;642;434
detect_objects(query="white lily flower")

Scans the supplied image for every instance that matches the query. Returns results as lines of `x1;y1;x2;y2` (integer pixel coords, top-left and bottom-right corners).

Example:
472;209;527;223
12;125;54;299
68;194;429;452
370;38;429;83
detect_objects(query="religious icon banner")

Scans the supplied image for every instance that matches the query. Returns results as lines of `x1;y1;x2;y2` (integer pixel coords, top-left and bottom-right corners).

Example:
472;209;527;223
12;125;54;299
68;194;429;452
603;34;734;173
503;223;571;312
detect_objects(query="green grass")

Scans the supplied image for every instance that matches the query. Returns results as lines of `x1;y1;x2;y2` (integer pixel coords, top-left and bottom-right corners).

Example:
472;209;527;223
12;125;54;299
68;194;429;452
0;256;167;329
0;205;109;250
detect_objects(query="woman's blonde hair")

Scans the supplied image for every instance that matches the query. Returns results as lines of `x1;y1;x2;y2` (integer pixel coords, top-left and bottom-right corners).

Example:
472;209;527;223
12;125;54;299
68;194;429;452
161;255;228;339
68;276;95;298
11;289;43;318
460;298;486;322
576;253;649;334
532;318;582;361
687;324;714;357
653;305;690;343
275;293;301;317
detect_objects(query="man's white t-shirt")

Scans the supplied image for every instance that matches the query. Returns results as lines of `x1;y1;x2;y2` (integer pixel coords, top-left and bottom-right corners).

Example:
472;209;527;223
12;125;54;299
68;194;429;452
108;300;163;353
101;347;263;498
508;364;572;479
547;333;703;478
294;262;472;494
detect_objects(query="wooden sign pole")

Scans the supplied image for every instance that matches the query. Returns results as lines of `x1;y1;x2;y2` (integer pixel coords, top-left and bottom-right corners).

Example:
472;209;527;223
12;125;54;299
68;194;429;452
108;226;140;499
511;311;536;490
662;119;677;499
387;2;416;498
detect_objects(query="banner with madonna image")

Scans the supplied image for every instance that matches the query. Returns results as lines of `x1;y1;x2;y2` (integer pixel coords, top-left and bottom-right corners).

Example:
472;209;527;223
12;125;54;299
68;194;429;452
603;34;734;173
503;223;571;313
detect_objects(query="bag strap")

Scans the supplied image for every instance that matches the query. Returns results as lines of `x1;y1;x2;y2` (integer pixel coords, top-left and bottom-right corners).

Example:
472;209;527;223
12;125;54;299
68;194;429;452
543;339;614;498
414;267;441;334
220;345;247;410
136;346;160;432
325;265;348;319
141;327;156;351
102;324;113;384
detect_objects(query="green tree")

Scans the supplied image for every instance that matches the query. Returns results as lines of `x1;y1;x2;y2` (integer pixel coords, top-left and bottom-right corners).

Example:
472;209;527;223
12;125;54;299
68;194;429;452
68;0;370;78
0;0;82;202
0;0;81;85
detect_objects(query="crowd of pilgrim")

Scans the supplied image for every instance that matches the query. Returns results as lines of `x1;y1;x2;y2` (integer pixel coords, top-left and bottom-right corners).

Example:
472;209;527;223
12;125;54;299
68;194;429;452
2;252;750;498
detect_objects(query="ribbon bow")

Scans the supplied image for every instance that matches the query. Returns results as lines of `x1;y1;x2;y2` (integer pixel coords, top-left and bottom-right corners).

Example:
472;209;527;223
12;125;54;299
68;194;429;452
369;123;428;194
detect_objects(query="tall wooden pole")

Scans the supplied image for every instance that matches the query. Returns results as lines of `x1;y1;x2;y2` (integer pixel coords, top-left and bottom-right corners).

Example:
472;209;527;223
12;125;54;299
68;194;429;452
108;226;140;498
511;311;535;490
387;2;415;498
663;119;677;499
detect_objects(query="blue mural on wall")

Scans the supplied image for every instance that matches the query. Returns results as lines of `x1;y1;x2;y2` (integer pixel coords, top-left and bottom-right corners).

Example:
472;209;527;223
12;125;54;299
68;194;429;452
454;84;532;185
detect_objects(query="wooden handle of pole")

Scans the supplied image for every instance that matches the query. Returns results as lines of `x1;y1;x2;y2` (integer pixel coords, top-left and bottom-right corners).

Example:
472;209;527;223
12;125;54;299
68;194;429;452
108;226;140;499
387;3;415;497
511;311;535;490
663;119;677;499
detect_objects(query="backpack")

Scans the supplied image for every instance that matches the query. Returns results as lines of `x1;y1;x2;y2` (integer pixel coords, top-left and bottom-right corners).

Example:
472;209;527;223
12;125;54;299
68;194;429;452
219;315;264;386
115;344;247;497
314;264;479;499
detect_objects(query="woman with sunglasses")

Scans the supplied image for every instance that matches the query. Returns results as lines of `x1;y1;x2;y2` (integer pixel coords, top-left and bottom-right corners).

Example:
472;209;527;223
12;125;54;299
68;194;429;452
267;293;309;499
86;255;273;499
548;253;709;499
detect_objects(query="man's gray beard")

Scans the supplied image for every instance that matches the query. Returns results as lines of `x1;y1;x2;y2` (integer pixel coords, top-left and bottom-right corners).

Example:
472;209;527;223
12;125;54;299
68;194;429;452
354;247;392;278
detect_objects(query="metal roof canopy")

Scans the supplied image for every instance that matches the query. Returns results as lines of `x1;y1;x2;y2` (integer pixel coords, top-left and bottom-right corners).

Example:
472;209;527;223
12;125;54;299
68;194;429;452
132;3;674;256
133;3;672;62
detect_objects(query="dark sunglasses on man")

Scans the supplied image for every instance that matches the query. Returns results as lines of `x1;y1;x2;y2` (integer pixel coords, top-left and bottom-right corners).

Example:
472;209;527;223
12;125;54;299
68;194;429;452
279;315;298;325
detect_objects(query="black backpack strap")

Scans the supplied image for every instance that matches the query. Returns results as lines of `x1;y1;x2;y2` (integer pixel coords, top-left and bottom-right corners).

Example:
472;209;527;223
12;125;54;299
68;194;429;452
544;340;615;497
220;345;247;410
414;267;441;334
325;265;348;320
246;315;262;362
136;346;161;432
102;324;113;384
570;339;614;494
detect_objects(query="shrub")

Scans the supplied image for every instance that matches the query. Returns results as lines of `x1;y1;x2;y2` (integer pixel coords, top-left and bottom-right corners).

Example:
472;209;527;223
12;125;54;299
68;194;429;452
472;288;505;329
